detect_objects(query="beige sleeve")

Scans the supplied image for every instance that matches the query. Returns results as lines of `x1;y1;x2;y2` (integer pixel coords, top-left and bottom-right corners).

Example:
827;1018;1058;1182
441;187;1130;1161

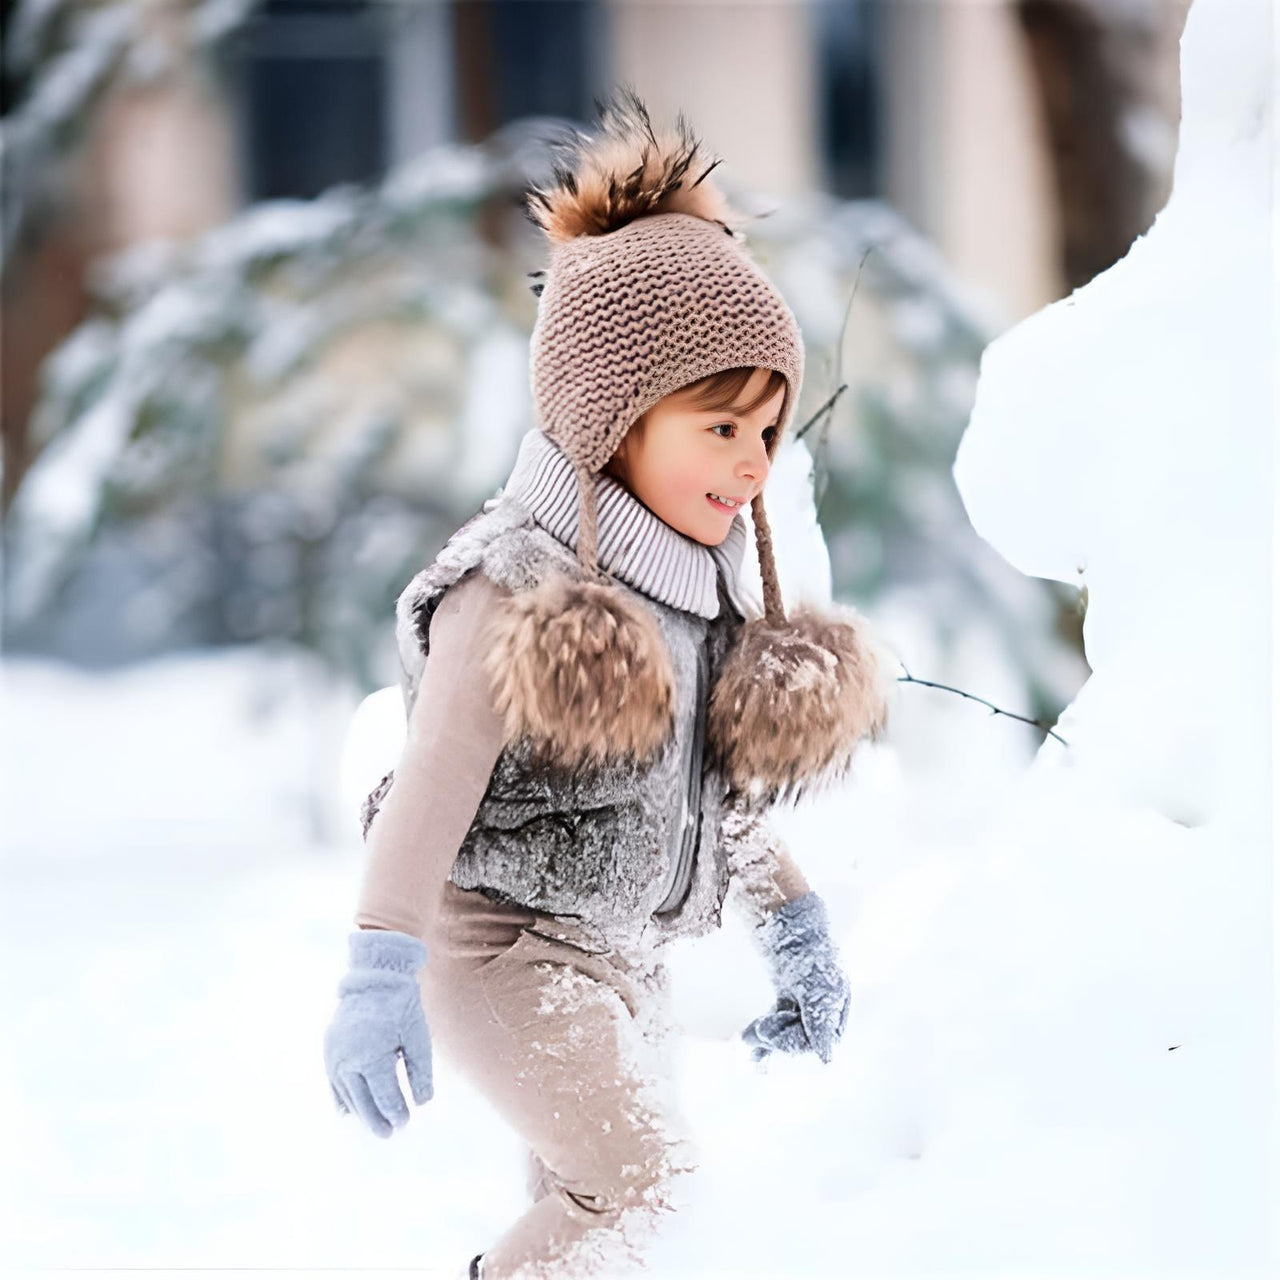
352;570;511;939
720;795;813;929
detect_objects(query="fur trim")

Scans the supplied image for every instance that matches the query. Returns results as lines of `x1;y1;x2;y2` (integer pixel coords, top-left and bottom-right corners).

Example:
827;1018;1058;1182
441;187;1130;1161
707;603;899;805
480;573;676;770
524;84;748;244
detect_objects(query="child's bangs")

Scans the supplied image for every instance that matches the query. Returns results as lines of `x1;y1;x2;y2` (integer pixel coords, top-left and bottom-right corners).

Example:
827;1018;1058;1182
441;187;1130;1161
679;367;789;453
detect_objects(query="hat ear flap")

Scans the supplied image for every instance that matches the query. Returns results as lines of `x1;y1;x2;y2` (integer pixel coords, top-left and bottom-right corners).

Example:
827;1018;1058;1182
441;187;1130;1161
481;573;676;769
707;604;898;805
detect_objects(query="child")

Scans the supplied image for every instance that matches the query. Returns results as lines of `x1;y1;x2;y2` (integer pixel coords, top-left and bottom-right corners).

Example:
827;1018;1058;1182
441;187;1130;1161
323;88;898;1280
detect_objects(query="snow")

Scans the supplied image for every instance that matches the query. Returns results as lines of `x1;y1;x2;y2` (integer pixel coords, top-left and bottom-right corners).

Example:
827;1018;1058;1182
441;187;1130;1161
5;266;246;629
1;0;1272;1275
5;388;139;624
381;144;494;214
953;0;1271;835
0;0;257;270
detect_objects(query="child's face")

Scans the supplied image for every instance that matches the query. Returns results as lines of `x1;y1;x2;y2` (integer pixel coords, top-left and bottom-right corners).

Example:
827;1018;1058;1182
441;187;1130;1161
607;368;785;546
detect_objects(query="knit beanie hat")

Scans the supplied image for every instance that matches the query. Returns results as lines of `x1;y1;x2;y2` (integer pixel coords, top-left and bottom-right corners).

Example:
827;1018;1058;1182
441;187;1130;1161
509;88;895;805
525;96;802;628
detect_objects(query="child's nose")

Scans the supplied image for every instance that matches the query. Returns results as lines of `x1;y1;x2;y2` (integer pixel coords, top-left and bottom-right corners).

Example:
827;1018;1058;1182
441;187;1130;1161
736;438;770;483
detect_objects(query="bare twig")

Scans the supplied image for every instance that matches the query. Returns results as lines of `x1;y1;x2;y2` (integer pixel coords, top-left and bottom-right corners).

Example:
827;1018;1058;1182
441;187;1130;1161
793;382;850;442
825;246;872;448
794;244;1065;749
896;660;1069;747
802;245;873;512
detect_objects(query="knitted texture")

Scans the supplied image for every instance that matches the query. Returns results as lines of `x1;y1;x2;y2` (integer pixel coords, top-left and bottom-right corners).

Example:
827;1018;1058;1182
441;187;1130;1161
529;210;805;476
515;88;896;803
523;87;804;614
500;426;754;619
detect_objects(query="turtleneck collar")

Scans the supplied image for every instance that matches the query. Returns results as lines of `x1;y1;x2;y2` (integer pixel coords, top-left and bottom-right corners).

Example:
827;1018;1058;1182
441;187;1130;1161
493;428;754;621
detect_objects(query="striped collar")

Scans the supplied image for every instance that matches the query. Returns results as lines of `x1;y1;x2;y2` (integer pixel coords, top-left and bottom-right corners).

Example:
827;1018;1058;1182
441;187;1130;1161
493;427;752;620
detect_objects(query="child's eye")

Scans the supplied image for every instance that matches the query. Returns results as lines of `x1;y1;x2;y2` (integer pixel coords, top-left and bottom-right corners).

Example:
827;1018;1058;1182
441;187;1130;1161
712;422;779;450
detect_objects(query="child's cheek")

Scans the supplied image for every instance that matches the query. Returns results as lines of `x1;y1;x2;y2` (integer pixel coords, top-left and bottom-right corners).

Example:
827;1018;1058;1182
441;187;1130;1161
670;457;712;507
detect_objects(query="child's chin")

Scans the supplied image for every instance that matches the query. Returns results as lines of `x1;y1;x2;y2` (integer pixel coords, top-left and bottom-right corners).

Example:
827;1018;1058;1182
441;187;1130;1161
687;515;732;546
653;501;730;545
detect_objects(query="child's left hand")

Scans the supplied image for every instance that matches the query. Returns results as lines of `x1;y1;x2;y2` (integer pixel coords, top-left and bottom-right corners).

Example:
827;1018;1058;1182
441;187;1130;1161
740;891;851;1064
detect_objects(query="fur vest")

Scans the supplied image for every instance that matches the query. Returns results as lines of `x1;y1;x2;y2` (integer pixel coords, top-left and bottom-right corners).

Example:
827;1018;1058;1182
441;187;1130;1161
362;441;897;952
366;494;746;951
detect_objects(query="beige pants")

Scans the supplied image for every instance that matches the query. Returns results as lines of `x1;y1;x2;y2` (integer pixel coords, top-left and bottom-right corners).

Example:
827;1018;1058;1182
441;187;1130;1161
419;880;699;1280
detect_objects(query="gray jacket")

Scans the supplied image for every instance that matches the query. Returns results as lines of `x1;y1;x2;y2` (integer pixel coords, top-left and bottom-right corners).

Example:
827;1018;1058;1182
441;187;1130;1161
362;493;749;951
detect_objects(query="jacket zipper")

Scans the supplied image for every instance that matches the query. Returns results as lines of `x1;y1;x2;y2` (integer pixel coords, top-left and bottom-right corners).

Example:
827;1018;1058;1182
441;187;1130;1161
654;635;709;915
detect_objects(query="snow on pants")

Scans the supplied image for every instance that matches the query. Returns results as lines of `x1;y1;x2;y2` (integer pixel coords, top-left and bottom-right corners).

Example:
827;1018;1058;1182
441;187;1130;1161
418;879;699;1280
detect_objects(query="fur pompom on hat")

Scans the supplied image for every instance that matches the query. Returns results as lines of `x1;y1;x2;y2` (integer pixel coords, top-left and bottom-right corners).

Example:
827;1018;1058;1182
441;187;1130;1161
513;85;894;796
524;103;748;246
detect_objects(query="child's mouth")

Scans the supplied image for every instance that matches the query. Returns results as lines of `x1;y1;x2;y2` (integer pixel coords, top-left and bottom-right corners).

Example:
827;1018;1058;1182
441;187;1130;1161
706;492;744;513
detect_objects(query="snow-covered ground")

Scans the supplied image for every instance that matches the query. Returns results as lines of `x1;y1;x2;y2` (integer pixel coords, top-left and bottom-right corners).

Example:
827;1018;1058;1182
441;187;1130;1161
2;0;1272;1276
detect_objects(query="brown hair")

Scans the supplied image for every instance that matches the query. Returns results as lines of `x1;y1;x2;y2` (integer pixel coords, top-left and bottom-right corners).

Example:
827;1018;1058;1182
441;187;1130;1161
604;365;788;487
677;366;789;457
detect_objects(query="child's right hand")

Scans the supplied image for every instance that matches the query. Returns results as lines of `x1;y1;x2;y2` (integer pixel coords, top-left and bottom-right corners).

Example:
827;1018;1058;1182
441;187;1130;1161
323;927;434;1138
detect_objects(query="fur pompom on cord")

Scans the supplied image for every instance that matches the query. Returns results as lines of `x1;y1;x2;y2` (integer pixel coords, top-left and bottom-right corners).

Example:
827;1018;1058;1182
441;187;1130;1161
707;604;899;806
524;85;749;245
480;574;677;769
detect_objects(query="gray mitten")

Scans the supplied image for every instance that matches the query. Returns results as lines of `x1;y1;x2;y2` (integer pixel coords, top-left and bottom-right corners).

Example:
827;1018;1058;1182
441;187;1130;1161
741;891;851;1065
324;928;433;1137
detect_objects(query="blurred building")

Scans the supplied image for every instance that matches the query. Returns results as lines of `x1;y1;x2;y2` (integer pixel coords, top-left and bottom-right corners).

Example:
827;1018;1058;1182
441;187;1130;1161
3;0;1189;508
